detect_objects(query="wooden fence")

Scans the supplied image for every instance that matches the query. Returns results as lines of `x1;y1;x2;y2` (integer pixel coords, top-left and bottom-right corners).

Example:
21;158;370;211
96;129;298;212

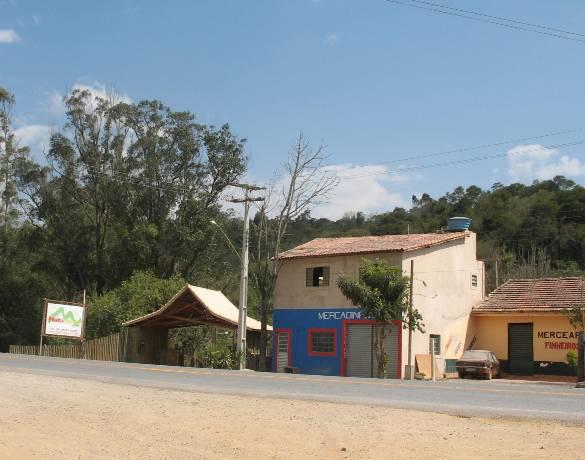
9;332;124;362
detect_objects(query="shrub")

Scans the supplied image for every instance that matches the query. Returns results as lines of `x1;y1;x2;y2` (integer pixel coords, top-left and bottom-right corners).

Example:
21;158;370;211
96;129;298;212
200;342;243;369
567;351;578;374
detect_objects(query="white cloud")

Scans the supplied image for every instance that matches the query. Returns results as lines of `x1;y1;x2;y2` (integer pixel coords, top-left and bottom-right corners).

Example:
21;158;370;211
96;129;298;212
72;82;132;104
222;164;408;221
325;33;339;46
507;144;585;181
0;29;21;44
45;91;66;115
310;163;408;219
14;125;51;160
45;81;132;115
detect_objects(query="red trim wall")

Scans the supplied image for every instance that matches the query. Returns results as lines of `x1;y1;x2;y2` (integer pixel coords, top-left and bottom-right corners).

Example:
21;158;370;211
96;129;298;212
274;328;292;372
340;320;402;378
307;328;337;357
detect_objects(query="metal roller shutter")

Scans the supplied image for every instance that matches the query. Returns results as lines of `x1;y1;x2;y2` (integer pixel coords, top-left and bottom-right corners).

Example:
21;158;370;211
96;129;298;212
509;323;533;375
346;323;400;378
346;324;374;378
377;323;399;379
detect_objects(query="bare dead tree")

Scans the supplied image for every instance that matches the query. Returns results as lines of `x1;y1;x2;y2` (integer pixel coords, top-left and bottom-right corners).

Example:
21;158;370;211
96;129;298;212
250;132;338;370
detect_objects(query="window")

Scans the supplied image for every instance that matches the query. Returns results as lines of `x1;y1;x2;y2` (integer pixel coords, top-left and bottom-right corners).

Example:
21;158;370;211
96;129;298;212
308;329;336;356
471;274;478;288
429;334;441;356
306;266;330;287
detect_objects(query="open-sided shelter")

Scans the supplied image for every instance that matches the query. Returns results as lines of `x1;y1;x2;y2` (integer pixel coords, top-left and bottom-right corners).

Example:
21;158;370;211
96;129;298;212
122;284;270;365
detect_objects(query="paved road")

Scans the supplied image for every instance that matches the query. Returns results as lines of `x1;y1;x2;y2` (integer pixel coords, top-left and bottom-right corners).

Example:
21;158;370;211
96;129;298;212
1;353;584;422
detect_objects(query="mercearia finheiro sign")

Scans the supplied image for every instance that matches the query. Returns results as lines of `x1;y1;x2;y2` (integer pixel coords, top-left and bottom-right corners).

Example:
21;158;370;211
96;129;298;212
43;301;86;338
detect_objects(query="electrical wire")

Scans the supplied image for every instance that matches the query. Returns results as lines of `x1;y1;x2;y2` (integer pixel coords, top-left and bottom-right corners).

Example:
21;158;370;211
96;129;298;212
405;0;585;38
385;0;585;44
356;127;585;168
335;140;585;181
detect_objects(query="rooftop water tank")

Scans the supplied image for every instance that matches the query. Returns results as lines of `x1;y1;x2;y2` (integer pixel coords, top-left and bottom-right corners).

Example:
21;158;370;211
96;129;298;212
447;217;471;232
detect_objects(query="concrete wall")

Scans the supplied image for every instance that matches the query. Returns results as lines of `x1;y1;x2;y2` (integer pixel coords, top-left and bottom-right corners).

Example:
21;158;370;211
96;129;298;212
472;313;581;363
400;233;484;372
274;252;402;309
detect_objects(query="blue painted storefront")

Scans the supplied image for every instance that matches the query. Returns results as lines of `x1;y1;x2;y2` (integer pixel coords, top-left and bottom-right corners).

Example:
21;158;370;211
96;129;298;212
273;308;363;376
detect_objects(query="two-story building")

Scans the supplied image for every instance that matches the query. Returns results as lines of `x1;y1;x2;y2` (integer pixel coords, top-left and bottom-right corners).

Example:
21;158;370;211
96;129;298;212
273;227;484;378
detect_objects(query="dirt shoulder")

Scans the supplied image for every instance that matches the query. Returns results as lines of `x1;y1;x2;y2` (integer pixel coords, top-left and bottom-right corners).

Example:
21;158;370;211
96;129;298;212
0;371;583;459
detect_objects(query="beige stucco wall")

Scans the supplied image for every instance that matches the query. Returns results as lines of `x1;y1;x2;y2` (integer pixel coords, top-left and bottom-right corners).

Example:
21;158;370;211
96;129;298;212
472;313;581;363
274;252;402;309
400;233;484;368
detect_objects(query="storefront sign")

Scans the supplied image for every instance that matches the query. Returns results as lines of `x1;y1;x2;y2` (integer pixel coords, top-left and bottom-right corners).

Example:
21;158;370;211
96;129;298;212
544;341;579;350
537;330;582;352
537;331;582;339
318;311;363;320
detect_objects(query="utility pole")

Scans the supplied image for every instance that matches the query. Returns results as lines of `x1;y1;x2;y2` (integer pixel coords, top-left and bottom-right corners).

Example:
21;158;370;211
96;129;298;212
408;260;414;380
431;337;436;382
229;183;265;370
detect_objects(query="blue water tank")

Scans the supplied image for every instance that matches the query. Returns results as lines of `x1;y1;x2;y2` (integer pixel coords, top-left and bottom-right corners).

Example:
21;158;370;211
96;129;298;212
447;217;471;232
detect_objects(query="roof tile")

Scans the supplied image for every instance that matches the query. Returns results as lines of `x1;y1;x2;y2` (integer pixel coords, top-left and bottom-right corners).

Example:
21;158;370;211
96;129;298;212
473;277;585;314
277;232;468;260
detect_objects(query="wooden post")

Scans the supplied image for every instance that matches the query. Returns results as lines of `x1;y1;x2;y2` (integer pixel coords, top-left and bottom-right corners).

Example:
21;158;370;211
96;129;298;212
39;298;47;356
81;290;87;359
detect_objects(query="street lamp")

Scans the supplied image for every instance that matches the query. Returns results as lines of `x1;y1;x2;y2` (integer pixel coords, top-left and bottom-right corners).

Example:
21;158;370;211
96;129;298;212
210;220;241;261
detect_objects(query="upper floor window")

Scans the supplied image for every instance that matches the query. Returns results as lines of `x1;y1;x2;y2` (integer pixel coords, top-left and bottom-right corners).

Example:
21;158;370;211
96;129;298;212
306;266;330;287
471;274;478;288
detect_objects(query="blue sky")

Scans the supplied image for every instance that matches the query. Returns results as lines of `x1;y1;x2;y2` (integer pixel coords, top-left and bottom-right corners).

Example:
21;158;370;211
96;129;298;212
2;0;585;218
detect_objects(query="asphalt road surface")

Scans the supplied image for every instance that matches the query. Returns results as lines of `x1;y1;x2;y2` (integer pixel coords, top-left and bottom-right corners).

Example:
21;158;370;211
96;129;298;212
1;353;584;423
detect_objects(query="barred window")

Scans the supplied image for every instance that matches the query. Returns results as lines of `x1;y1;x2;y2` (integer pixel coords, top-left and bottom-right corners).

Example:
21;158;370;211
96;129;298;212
306;267;330;287
308;329;336;355
471;274;478;288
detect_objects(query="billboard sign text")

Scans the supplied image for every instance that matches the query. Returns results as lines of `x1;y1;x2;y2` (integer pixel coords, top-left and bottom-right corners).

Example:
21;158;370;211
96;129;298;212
43;301;85;338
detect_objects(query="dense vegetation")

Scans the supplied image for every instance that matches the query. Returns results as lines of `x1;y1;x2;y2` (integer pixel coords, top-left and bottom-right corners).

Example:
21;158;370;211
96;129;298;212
2;85;585;352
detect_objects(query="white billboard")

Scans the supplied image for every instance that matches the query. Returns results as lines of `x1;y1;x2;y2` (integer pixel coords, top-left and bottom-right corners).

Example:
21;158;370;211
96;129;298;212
43;302;85;338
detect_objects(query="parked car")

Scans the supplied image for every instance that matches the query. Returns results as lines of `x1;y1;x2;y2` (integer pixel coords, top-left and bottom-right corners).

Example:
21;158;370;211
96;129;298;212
456;350;500;380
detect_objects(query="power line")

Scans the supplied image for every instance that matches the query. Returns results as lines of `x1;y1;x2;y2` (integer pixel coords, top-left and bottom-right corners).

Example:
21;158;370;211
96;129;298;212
405;0;585;38
364;127;585;167
385;0;585;44
335;140;585;181
40;129;585;194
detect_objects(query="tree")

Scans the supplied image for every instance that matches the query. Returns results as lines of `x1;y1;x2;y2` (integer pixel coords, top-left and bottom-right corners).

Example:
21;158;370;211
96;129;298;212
0;87;37;254
564;304;585;333
87;270;185;337
337;258;424;378
22;90;246;297
249;133;338;370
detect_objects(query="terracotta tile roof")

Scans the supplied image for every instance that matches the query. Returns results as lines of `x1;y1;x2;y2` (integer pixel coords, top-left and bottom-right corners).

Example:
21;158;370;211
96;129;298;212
277;232;468;260
473;277;585;314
